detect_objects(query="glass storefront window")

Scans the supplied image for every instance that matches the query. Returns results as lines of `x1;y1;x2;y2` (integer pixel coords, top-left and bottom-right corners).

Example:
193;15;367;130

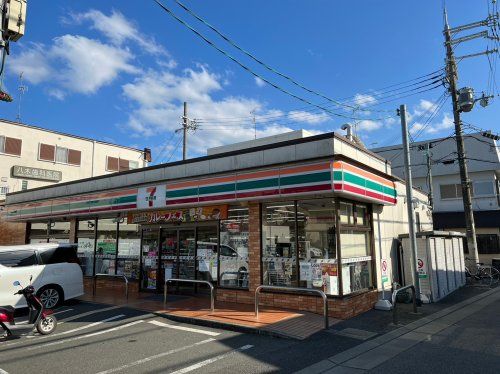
95;218;118;275
219;206;249;289
339;202;353;225
262;202;298;287
77;219;96;276
117;222;140;280
142;228;159;290
297;199;338;295
197;226;219;284
340;229;373;295
48;221;70;243
29;222;49;243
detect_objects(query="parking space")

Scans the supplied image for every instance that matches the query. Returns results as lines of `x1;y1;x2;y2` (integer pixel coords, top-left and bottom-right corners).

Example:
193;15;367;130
0;300;294;374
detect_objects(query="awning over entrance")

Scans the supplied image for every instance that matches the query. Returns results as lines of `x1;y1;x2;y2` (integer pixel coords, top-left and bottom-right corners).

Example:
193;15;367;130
5;159;396;221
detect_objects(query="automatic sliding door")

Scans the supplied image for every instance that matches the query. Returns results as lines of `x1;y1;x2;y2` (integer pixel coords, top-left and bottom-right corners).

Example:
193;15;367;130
141;228;159;291
160;229;177;291
178;230;196;290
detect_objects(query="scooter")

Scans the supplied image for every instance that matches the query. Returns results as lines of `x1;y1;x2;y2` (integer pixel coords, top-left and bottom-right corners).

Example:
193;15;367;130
0;277;57;338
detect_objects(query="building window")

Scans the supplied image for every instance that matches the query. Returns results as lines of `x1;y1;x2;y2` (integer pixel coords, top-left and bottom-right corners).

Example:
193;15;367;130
0;186;9;195
338;201;373;295
440;184;465;199
219;205;249;289
107;157;139;172
262;202;298;287
297;199;338;295
476;234;500;254
0;135;22;156
77;219;96;277
39;143;81;166
473;181;495;197
117;221;140;280
95;218;118;275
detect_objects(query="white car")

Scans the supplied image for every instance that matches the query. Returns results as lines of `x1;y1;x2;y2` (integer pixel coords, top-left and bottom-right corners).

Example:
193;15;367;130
0;243;84;309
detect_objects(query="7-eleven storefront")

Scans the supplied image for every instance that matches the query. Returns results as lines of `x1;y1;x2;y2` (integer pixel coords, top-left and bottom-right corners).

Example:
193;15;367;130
4;134;427;319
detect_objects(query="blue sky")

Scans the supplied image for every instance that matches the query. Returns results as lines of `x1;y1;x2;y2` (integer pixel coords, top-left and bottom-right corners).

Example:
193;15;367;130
0;0;498;163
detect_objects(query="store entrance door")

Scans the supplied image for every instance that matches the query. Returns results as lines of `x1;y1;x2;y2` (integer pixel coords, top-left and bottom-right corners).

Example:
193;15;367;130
141;225;218;293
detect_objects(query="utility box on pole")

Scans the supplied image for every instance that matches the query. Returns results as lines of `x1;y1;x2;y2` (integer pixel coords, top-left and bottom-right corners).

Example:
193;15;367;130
399;231;466;303
2;0;27;42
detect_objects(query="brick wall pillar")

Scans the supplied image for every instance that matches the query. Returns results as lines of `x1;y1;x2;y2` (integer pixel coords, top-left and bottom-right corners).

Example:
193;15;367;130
69;218;77;243
247;202;261;292
0;211;28;245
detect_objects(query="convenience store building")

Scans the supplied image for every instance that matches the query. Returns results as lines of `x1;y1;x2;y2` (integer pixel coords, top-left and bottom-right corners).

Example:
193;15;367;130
3;131;432;319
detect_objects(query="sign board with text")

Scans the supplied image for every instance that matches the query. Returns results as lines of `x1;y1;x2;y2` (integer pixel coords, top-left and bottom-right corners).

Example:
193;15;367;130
12;165;62;182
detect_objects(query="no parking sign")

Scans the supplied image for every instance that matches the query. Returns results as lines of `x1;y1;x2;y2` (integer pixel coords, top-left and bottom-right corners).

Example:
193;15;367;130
381;259;389;284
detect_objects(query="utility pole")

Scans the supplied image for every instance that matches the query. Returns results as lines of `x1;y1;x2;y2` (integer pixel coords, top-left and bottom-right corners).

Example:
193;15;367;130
251;109;256;139
443;10;479;263
399;104;421;302
425;143;434;209
182;101;187;160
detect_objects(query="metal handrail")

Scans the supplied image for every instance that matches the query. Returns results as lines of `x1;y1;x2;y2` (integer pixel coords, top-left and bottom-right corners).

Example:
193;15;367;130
164;279;215;313
255;285;329;329
93;274;129;300
391;283;417;324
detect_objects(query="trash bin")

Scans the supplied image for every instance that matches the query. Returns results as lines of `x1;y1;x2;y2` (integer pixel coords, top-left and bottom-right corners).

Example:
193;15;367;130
492;258;500;272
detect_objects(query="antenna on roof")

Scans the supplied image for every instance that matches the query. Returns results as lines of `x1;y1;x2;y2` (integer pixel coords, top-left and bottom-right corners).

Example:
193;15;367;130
16;72;28;123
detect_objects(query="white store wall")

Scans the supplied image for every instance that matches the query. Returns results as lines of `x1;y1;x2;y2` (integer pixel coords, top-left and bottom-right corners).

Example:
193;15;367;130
373;182;433;291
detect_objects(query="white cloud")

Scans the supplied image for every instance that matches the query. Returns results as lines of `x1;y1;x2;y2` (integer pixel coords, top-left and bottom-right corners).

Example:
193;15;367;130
52;35;138;94
353;93;377;107
287;110;330;124
47;88;66;100
68;9;168;56
425;113;454;134
8;44;53;84
254;77;265;87
10;36;138;94
355;120;382;132
121;65;303;159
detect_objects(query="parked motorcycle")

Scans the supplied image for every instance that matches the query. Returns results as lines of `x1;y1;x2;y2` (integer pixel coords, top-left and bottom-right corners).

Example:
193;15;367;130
0;277;57;337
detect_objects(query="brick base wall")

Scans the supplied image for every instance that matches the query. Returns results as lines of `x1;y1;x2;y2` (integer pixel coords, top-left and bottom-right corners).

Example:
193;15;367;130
0;213;27;245
83;277;139;294
216;288;378;319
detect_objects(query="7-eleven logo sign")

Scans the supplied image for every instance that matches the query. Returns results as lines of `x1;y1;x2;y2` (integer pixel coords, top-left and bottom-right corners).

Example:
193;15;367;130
146;187;157;207
138;185;165;209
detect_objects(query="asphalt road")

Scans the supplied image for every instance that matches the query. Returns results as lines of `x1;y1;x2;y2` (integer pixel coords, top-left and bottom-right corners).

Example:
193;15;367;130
1;285;498;374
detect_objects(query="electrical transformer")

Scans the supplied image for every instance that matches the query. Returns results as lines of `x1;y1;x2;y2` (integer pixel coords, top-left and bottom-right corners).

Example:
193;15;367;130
2;0;27;42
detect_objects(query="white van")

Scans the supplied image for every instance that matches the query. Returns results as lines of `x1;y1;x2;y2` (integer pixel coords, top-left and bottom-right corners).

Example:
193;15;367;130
0;243;84;309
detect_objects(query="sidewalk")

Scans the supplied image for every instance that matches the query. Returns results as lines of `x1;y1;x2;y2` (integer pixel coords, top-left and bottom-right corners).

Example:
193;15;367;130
293;284;500;373
79;288;339;340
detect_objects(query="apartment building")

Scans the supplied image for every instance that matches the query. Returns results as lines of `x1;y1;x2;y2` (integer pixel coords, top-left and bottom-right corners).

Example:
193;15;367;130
373;132;500;264
0;118;150;244
0;118;150;197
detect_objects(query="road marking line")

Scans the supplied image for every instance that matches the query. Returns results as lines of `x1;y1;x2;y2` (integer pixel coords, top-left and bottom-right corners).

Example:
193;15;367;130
170;344;254;374
59;305;122;324
52;314;126;336
26;320;144;351
15;309;74;325
26;314;126;339
95;338;216;374
54;308;74;315
0;368;9;374
147;320;220;336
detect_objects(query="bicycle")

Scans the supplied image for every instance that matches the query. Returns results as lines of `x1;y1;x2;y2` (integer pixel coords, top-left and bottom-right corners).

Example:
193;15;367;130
464;257;500;287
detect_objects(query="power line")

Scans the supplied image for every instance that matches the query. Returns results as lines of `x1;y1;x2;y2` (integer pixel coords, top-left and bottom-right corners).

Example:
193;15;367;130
154;0;416;122
193;69;445;124
170;0;444;115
